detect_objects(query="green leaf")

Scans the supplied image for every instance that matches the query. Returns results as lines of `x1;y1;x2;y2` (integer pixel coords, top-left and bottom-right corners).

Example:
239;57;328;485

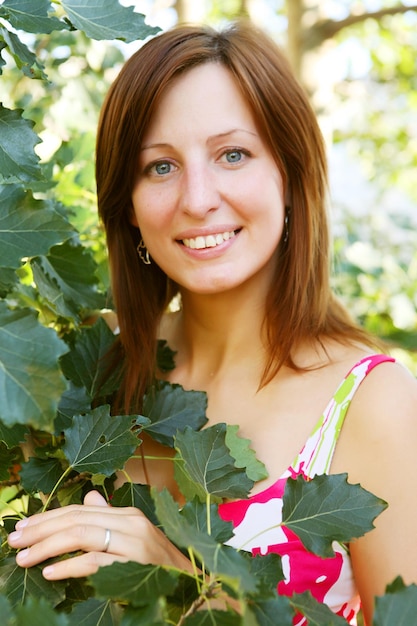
183;611;242;625
156;339;176;372
55;382;92;432
247;552;284;597
62;405;143;476
61;0;159;42
0;442;18;481
20;457;64;494
0;0;68;34
14;595;70;626
0;26;46;79
180;499;234;544
59;318;121;400
89;561;179;607
290;591;348;625
0;421;28;447
31;240;104;321
142;382;208;447
0;557;66;609
225;425;268;482
67;597;122;626
0;594;13;623
282;473;388;558
249;595;294;626
152;488;257;594
0;185;75;268
0;108;43;183
121;602;166;626
0;303;68;430
374;581;417;626
0;266;18;297
174;425;253;503
112;483;159;527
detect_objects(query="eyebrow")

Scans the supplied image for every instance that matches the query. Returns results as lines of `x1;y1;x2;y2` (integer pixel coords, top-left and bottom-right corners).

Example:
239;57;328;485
140;128;258;152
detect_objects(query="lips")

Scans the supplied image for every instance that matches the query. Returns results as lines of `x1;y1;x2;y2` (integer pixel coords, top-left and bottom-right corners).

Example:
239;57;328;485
181;230;237;250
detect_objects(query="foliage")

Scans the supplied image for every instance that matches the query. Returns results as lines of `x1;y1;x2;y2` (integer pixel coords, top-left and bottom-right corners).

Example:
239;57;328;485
0;1;416;624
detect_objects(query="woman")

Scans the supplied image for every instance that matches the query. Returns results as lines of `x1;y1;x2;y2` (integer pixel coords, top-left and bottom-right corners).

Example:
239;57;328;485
8;22;417;625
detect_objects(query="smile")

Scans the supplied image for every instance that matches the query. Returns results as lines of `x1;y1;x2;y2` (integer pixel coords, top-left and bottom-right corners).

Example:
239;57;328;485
182;230;237;250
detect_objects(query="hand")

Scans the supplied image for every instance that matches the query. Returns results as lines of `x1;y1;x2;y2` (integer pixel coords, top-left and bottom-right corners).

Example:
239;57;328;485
7;490;191;580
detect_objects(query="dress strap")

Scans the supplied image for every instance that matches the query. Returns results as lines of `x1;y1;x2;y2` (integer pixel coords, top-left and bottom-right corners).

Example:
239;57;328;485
292;354;395;478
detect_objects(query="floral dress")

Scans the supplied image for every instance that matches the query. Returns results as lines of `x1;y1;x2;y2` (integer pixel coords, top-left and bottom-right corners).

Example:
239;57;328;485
219;354;395;625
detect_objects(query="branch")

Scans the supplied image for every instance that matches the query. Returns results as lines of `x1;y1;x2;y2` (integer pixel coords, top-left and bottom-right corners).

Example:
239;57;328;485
304;3;417;51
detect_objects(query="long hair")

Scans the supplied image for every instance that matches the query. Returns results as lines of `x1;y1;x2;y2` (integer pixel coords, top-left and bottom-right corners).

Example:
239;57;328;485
96;21;377;411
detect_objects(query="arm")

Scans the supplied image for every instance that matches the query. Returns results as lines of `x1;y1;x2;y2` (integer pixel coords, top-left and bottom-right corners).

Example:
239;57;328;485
338;362;417;625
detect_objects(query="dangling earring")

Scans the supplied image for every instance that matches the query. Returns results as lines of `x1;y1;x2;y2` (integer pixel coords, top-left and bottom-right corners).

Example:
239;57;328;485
137;239;151;265
283;207;290;244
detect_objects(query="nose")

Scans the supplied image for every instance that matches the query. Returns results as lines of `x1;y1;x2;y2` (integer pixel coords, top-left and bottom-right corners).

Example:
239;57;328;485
179;162;221;218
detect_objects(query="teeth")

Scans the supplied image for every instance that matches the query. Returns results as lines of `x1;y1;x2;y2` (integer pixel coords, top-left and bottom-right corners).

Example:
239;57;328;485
182;230;236;250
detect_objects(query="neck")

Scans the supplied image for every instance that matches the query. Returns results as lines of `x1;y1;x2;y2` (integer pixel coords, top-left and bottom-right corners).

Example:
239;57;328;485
164;283;269;387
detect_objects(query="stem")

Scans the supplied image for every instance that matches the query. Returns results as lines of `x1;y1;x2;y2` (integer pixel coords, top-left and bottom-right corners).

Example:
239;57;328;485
206;493;212;536
41;464;73;512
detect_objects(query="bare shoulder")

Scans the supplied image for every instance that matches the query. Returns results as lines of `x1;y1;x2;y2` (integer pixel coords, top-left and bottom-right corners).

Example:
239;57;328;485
335;358;417;474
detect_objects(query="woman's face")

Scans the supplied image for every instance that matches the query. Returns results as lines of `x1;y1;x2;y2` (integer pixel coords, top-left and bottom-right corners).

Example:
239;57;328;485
131;62;285;297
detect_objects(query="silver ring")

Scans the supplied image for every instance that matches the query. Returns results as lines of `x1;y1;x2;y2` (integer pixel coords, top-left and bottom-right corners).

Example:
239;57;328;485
103;528;111;552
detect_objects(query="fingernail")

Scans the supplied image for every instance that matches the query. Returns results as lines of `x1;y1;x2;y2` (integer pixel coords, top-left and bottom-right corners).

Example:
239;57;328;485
43;565;54;578
8;530;22;544
16;548;30;563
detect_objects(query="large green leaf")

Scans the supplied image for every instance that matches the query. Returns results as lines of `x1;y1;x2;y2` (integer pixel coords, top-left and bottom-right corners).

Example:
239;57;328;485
373;580;417;626
0;108;43;184
89;561;179;607
0;26;46;79
0;303;68;430
0;557;66;609
0;0;68;34
62;405;144;476
282;473;388;558
290;592;348;625
174;424;253;502
31;240;104;321
142;382;208;447
61;0;159;42
66;598;122;626
59;318;120;400
0;185;75;268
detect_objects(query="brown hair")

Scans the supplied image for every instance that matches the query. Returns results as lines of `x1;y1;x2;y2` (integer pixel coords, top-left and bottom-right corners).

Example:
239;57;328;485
96;21;377;411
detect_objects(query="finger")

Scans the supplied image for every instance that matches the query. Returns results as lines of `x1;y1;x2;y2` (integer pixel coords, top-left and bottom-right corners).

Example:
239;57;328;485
42;549;129;580
83;490;109;507
13;501;138;532
14;524;120;568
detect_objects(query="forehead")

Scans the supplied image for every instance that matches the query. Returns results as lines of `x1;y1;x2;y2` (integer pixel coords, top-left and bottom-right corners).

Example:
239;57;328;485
143;62;258;139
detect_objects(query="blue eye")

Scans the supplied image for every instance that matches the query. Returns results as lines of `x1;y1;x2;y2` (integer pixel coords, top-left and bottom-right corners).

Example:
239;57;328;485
154;161;172;175
225;150;243;163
